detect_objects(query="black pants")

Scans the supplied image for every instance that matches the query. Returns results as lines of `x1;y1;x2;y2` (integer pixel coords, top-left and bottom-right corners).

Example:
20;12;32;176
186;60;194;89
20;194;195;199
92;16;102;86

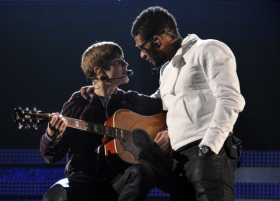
42;164;172;201
113;163;173;201
170;141;236;201
42;148;235;201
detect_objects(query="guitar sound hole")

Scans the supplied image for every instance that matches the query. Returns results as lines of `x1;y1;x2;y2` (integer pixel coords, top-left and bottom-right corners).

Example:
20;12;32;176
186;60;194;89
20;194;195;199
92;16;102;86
132;129;152;149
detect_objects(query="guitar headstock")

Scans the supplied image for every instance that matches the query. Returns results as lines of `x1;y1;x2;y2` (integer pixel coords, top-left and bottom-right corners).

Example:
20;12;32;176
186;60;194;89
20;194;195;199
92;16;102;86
13;107;51;130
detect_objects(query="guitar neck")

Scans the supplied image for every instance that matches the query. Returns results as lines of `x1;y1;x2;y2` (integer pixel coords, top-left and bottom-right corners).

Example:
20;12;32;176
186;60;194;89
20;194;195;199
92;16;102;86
64;117;133;141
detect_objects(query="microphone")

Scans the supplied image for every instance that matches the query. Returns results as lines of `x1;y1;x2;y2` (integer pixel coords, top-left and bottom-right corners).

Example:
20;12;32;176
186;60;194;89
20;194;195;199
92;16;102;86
151;60;168;75
126;69;134;76
100;69;134;80
151;66;159;75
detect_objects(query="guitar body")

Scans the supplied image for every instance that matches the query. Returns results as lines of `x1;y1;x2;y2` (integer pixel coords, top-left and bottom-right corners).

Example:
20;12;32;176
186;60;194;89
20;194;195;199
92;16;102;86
103;109;168;172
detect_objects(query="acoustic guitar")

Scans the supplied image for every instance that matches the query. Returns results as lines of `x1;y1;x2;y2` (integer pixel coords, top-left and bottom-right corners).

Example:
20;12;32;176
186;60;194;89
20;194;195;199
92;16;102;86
13;108;172;172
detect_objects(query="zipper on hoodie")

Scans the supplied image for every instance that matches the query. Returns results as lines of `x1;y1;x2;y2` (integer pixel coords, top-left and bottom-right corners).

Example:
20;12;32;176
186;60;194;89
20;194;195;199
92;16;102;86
95;95;111;174
98;95;111;118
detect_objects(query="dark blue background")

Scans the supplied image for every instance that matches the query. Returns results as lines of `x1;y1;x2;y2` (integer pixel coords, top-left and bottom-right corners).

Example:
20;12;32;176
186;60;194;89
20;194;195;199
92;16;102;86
1;0;279;150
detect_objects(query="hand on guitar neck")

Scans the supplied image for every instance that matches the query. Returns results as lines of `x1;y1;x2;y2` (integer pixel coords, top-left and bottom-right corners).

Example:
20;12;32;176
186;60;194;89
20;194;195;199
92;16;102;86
47;113;67;140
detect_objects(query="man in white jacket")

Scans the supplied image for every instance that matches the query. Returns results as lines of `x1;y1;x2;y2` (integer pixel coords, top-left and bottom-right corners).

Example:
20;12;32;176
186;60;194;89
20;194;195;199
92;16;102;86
131;6;245;201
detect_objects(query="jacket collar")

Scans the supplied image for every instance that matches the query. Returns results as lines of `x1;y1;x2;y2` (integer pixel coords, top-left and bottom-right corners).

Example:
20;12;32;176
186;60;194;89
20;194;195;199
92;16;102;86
89;88;121;105
172;34;199;68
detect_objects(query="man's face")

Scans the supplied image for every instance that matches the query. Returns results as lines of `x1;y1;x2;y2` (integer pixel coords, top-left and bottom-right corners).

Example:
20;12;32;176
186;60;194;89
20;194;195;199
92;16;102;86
134;35;167;67
104;54;129;85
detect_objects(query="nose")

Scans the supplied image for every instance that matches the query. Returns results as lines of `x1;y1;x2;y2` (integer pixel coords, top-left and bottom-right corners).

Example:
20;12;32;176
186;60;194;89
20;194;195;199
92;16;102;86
123;61;129;68
140;51;147;59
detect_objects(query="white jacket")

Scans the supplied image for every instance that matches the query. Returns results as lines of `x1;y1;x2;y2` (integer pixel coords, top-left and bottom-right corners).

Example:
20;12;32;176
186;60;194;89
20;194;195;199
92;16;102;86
160;34;245;154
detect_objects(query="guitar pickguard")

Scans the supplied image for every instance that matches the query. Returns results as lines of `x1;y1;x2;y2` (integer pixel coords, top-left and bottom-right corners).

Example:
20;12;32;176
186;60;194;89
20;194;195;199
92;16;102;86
119;139;142;160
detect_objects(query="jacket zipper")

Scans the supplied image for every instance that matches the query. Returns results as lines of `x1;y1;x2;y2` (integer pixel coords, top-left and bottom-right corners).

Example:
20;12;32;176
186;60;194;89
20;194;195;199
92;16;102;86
95;96;111;173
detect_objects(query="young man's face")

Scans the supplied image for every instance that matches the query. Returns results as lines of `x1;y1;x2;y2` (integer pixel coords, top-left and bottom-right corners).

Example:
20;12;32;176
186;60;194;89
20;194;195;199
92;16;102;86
104;54;129;85
134;35;167;68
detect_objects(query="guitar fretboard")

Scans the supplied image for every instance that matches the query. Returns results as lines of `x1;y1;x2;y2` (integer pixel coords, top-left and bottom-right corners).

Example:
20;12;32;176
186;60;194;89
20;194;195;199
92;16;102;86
65;117;132;141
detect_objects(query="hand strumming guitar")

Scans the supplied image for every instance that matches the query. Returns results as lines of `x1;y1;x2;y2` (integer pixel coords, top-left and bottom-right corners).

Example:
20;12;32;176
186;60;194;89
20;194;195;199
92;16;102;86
47;113;67;140
153;130;171;154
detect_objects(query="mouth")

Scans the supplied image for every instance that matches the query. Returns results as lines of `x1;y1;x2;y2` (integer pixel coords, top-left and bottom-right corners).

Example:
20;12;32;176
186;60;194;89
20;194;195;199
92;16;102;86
148;59;153;64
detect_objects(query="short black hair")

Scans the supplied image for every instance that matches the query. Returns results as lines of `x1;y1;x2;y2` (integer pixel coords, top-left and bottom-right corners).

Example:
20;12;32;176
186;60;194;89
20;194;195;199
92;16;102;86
131;6;180;41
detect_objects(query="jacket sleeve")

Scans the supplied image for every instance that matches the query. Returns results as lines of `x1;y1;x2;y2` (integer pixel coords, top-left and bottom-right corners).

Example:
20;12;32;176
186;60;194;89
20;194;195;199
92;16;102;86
40;97;88;163
198;41;246;154
125;90;164;116
150;88;161;99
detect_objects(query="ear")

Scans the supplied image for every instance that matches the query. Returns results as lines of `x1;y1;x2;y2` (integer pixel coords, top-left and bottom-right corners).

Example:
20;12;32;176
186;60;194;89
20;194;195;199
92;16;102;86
94;67;102;75
152;36;163;47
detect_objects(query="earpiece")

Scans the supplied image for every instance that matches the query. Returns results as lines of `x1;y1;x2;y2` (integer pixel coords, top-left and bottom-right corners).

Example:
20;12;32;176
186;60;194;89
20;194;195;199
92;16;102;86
153;40;161;46
96;68;107;80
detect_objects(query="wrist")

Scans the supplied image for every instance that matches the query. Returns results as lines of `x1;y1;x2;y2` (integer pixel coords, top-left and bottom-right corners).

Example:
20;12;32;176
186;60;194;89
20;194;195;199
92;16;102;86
200;145;214;156
46;132;61;141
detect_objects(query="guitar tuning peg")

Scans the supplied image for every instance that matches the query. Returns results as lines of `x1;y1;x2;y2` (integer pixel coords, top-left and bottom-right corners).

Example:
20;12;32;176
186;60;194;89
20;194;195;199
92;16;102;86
18;123;23;129
34;108;37;112
25;107;29;111
18;107;22;110
33;123;38;130
25;124;30;129
15;113;21;120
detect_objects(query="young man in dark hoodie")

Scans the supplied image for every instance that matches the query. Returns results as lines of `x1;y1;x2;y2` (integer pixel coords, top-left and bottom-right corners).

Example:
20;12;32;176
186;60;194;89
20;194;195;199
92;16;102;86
40;41;172;201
